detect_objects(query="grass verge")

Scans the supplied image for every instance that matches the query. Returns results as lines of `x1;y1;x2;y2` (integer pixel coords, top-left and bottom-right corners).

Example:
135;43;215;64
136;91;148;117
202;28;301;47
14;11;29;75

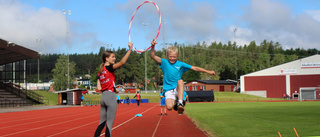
185;101;320;137
33;91;58;105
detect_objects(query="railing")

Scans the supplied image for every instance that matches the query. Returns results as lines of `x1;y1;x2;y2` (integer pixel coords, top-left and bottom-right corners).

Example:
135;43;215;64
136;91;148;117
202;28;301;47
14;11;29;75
0;82;47;105
0;100;33;107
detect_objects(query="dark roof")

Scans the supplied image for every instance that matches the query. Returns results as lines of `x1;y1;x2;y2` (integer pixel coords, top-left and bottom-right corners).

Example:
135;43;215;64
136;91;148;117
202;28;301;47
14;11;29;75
0;38;39;65
77;79;90;81
53;88;87;93
187;80;237;85
41;79;52;82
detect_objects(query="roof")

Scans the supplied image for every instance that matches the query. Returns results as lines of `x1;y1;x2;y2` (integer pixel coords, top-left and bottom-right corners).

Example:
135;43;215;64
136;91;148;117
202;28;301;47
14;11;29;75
53;88;87;93
241;54;320;77
0;38;39;65
186;80;237;85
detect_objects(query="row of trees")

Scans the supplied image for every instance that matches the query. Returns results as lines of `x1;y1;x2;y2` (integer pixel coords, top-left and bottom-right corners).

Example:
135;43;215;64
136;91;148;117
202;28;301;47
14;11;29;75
27;40;319;90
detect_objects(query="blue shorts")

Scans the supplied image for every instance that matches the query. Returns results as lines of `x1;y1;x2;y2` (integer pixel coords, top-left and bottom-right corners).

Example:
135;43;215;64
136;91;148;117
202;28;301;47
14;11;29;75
160;98;166;106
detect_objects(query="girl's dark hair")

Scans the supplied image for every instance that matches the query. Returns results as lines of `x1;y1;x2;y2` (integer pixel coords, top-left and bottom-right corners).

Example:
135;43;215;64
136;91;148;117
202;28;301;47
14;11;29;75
98;51;114;75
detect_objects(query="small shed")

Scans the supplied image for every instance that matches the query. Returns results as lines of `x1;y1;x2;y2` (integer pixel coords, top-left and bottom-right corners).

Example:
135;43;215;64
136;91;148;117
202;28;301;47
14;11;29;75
54;89;84;105
124;87;137;93
184;80;237;92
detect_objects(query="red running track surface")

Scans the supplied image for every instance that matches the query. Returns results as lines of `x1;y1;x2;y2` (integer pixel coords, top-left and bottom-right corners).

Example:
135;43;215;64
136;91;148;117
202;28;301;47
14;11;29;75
0;103;209;137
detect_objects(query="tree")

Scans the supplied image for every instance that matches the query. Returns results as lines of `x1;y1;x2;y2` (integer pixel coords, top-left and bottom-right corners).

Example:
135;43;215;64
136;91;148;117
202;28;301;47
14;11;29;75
52;55;76;91
90;66;100;87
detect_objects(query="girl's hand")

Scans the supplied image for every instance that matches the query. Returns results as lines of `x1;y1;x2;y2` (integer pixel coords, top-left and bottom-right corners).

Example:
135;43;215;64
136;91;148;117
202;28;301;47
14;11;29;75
128;42;133;50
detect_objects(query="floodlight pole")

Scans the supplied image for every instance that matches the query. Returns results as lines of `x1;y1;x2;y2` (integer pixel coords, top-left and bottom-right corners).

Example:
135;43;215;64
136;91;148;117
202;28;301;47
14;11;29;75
63;9;71;90
36;38;42;84
142;23;149;93
233;28;238;80
162;20;166;57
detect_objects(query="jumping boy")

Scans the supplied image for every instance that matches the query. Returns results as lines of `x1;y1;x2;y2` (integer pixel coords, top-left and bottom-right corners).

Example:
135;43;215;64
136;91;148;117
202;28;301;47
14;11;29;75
150;40;215;114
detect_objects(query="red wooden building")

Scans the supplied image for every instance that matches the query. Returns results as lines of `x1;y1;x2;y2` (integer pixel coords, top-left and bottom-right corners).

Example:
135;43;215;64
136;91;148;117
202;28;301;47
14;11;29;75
240;54;320;98
184;80;237;92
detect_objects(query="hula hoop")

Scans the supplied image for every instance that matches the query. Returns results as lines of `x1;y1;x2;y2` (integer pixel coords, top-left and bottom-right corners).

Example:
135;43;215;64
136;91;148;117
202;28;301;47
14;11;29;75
128;1;161;53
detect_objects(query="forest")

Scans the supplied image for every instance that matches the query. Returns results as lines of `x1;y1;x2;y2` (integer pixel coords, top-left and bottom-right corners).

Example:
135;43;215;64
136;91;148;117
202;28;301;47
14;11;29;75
26;40;319;89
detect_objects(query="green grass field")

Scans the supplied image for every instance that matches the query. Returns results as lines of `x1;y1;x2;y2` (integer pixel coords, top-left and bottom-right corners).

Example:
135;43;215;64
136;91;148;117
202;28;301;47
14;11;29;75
33;91;58;105
185;101;320;137
84;92;285;104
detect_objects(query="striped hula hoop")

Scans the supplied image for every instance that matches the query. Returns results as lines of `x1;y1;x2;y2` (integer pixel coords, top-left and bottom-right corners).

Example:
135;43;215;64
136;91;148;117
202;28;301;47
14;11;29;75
128;1;161;53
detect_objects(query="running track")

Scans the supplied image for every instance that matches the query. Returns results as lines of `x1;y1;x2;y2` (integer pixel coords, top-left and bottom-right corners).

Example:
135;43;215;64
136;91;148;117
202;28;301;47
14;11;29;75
0;103;209;137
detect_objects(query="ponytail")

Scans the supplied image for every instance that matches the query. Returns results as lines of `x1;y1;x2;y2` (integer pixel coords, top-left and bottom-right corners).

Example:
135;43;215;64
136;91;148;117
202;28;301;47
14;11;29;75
98;63;104;75
98;50;114;76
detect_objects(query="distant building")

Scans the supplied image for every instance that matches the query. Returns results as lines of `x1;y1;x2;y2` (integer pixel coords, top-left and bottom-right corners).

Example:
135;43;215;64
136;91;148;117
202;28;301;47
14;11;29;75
75;76;92;89
240;54;320;98
184;80;237;92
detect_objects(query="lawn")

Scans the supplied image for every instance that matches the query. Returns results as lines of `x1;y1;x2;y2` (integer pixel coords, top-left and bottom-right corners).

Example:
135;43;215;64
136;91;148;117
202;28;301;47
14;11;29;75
83;91;284;104
185;101;320;137
33;90;58;105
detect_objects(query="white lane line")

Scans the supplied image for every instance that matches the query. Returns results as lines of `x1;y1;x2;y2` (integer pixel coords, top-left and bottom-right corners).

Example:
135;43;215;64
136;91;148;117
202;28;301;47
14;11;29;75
0;109;85;124
1;115;98;137
45;106;145;137
47;120;98;137
0;111;96;129
100;104;158;136
152;115;163;137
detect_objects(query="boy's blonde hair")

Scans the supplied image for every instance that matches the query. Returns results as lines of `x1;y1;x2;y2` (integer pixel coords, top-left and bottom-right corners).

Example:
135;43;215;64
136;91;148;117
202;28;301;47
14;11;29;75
167;46;179;55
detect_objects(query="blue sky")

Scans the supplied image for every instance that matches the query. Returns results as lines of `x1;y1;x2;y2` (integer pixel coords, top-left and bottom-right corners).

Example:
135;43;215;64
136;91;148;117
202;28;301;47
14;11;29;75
0;0;320;54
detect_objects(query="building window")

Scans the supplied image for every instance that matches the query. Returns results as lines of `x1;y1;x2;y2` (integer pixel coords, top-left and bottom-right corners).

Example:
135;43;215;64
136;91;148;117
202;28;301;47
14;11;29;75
201;86;206;90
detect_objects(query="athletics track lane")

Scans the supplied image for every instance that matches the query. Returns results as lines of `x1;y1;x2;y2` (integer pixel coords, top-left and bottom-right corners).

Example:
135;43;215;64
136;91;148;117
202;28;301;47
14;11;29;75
0;103;208;137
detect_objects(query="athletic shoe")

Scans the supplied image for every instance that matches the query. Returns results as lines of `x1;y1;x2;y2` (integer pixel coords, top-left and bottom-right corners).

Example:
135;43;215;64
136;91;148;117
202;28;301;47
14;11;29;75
177;103;184;115
173;103;178;111
160;113;163;116
165;113;167;115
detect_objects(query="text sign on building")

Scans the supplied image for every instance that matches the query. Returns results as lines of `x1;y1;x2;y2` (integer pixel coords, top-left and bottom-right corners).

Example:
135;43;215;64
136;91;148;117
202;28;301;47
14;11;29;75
192;82;198;84
301;62;320;69
279;68;297;75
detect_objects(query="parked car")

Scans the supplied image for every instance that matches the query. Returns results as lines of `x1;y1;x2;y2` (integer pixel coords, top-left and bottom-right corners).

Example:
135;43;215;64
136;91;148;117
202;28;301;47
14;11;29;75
81;89;89;94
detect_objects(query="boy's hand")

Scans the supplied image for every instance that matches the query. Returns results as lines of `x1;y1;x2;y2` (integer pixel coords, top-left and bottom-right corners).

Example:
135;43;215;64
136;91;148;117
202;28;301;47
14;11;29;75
128;42;133;50
209;70;216;75
151;39;157;47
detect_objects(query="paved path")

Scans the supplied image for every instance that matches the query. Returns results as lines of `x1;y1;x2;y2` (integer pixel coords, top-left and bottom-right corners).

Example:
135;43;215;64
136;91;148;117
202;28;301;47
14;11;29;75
0;105;73;113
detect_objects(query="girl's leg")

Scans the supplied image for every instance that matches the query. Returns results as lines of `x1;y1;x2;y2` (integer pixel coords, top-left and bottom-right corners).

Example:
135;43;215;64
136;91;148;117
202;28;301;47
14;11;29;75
105;92;117;137
94;94;108;137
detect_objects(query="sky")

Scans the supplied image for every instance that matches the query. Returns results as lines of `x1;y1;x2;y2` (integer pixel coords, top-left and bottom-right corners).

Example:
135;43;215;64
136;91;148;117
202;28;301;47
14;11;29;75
0;0;320;54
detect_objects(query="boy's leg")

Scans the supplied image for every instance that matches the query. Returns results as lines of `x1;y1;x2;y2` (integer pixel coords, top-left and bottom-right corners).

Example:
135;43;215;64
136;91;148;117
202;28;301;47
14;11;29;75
165;98;175;110
176;79;185;114
177;80;184;103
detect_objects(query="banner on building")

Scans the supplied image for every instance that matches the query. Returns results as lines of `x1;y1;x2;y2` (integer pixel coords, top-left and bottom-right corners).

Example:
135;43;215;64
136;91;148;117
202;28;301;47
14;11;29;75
279;68;297;75
301;62;320;69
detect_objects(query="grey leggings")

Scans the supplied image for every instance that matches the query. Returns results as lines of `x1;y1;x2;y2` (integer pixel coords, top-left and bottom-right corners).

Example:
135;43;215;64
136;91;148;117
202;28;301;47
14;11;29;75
94;91;117;137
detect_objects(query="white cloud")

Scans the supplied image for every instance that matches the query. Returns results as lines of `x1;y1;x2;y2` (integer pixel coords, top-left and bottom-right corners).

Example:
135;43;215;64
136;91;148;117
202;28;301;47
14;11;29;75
120;0;218;45
240;0;320;50
306;10;320;22
0;1;67;53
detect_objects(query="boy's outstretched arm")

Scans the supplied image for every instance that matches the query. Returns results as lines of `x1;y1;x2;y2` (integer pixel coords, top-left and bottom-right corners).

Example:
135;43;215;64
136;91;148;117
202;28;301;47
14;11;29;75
190;66;216;75
150;39;161;64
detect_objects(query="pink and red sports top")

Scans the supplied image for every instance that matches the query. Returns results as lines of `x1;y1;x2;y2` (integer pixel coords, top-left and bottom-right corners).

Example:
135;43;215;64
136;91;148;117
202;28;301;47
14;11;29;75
98;65;116;92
